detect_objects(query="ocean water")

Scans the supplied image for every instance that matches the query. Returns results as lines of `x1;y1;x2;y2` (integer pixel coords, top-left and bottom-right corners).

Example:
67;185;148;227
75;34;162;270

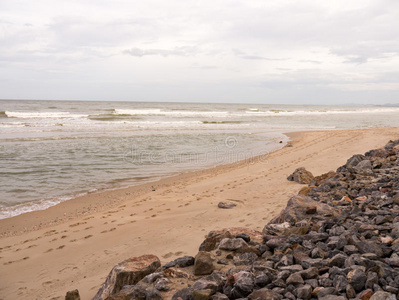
1;100;399;219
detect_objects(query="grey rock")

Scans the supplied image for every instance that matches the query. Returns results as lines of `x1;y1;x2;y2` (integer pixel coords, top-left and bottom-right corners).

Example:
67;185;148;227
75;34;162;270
347;268;366;292
154;277;170;291
296;284;312;300
369;291;397;300
247;288;283;300
286;272;304;285
218;202;237;209
192;279;218;294
210;292;229;300
175;256;195;268
219;238;248;252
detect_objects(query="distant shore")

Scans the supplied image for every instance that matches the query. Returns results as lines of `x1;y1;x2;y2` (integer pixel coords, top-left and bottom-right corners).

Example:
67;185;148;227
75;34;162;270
0;127;398;299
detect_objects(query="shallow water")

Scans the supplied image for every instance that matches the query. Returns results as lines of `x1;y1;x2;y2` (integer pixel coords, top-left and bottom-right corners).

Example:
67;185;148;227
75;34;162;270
1;100;399;218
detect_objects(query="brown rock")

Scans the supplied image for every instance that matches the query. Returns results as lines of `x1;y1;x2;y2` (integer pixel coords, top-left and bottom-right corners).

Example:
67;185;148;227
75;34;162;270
267;195;340;225
93;255;161;300
358;289;373;300
194;251;214;276
287;167;314;184
313;171;336;186
65;289;80;300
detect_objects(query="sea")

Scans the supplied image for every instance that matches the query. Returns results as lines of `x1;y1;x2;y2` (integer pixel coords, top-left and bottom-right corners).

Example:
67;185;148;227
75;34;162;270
1;100;399;219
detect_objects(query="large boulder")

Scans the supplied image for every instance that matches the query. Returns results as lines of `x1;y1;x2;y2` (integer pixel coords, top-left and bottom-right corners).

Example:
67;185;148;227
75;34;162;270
266;195;341;226
287;167;314;184
93;255;161;300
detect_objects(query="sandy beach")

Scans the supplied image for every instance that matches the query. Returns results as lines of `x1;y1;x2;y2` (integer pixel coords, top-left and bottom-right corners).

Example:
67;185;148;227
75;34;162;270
1;127;399;300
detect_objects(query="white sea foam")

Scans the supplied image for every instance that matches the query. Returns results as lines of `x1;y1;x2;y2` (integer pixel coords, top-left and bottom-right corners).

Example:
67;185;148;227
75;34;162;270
113;108;229;117
5;111;88;119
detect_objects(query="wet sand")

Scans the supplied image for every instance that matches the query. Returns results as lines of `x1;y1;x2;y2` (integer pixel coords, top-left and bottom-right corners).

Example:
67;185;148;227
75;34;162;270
0;127;398;299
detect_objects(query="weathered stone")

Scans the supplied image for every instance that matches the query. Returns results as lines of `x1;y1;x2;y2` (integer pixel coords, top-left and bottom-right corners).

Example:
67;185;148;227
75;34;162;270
358;289;374;300
328;253;347;268
210;292;229;300
192;279;218;294
93;255;161;300
65;289;80;300
217;202;236;209
300;267;319;279
267;195;340;225
233;252;258;265
286;272;304;285
219;238;249;252
369;291;397;300
346;284;356;299
191;289;213;300
146;289;162;300
232;271;254;297
194;252;214;276
141;272;163;284
106;285;147;300
347;268;367;292
318;296;346;300
287;167;314;184
296;284;312;300
154;277;170;291
235;233;250;243
172;288;193;300
247;288;283;300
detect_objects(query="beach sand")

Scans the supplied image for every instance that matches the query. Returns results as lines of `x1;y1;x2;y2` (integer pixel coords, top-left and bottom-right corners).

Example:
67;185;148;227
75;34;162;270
1;127;399;300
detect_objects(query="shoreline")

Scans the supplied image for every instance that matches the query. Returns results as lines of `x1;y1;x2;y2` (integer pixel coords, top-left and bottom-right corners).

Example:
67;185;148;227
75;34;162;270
0;131;289;238
0;127;399;299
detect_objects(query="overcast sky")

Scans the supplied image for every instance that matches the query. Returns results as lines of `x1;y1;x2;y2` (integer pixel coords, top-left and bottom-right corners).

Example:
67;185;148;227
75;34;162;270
1;0;399;105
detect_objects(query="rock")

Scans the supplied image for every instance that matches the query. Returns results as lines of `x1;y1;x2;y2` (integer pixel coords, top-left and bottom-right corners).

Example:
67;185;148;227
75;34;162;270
318;296;346;300
346;284;356;299
296;284;312;299
146;289;162;300
344;154;366;168
219;238;248;252
235;233;251;243
65;289;80;300
141;272;163;284
233;252;258;265
106;285;147;300
268;195;341;225
93;255;161;300
358;289;374;300
154;277;170;291
175;256;195;268
217;202;236;209
231;271;254;297
328;253;347;268
287;167;314;184
286;272;304;285
172;288;194;300
369;291;397;300
210;292;229;300
191;289;213;300
194;252;214;276
356;160;373;170
199;231;233;252
347;268;367;292
247;288;283;300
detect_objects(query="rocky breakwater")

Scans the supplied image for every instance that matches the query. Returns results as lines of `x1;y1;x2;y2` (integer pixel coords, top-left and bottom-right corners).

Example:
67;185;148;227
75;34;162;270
70;139;399;300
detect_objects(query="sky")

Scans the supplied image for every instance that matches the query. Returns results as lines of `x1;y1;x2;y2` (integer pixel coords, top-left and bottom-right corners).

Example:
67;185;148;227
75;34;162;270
1;0;399;105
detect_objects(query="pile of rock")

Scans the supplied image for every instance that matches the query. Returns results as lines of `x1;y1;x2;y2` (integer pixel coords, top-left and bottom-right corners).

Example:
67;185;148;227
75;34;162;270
70;139;399;300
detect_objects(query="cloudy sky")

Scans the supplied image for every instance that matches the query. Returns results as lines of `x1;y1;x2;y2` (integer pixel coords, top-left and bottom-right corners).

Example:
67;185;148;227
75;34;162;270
1;0;399;105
